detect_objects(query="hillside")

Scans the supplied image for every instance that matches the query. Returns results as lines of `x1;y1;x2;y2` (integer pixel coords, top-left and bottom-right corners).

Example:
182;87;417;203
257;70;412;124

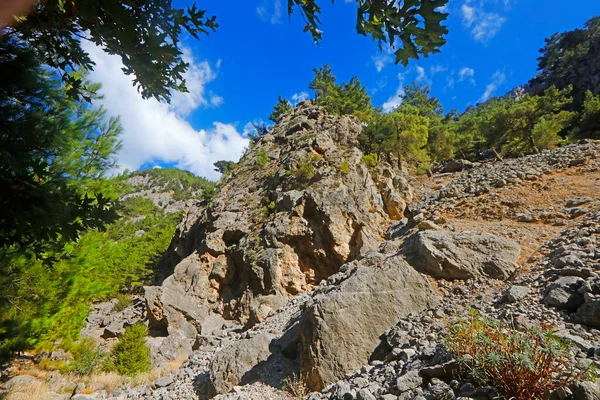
3;103;599;400
0;168;213;362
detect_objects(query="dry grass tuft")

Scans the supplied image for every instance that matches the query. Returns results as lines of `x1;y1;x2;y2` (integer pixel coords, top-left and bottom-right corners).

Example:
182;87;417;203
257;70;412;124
2;354;189;399
283;373;308;400
4;381;53;400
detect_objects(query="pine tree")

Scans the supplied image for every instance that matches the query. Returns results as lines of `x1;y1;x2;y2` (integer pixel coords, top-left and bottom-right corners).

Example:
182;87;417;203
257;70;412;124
107;324;151;376
269;96;293;123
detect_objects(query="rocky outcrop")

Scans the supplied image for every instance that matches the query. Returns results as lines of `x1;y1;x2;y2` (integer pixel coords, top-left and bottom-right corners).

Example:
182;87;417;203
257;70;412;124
145;102;413;342
402;230;521;280
207;333;275;395
297;253;441;391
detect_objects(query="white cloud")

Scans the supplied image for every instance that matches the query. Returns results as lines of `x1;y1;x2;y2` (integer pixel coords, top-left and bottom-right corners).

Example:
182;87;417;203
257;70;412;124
257;0;283;24
430;65;447;75
458;67;476;85
372;44;395;72
415;66;427;82
291;91;310;105
461;0;506;42
479;69;507;102
382;73;406;113
82;42;249;180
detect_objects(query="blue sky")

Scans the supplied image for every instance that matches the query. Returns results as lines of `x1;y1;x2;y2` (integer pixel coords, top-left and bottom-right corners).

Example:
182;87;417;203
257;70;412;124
87;0;600;179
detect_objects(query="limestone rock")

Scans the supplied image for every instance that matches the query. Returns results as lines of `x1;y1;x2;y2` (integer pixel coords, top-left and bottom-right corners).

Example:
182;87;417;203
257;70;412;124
543;277;585;312
208;333;275;395
402;230;521;281
500;285;530;304
577;294;600;328
570;381;600;400
2;375;35;390
145;101;415;337
298;254;440;390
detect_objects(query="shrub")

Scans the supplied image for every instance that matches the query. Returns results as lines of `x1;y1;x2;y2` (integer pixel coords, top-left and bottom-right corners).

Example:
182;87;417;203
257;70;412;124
445;309;594;400
200;184;216;203
112;294;133;313
256;148;269;167
361;153;378;168
69;338;107;376
339;159;349;175
289;154;320;189
107;324;151;376
283;373;308;400
261;201;277;216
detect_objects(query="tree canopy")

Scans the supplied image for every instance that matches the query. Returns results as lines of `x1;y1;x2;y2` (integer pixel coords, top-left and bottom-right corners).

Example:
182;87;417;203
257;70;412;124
529;16;600;110
4;0;449;103
0;40;121;253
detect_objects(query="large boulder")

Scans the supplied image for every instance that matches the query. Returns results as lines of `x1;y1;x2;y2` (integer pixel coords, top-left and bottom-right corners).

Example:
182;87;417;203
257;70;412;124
297;254;440;391
207;333;275;396
543;277;585;312
402;230;521;281
577;294;600;328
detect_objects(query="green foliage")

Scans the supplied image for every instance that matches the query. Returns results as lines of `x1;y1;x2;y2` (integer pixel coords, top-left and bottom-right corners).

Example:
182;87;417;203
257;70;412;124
309;65;373;116
445;309;593;400
361;153;379;168
246;122;270;147
339;159;349;175
289;155;320;189
6;0;449;104
359;105;430;172
500;86;574;155
256;148;269;167
0;40;121;254
113;294;133;313
530;16;600;110
574;91;600;139
402;83;454;162
270;96;293;123
451;87;575;159
68;338;107;377
107;324;151;377
291;0;449;66
126;168;214;201
0;169;196;360
9;0;218;102
213;160;239;175
261;201;277;216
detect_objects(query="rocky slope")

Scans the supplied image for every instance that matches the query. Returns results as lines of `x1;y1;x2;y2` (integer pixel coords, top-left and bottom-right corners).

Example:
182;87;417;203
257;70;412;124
142;102;414;363
3;104;600;400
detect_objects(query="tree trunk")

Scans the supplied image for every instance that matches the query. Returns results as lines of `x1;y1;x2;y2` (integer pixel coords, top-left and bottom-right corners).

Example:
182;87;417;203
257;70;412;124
528;134;540;154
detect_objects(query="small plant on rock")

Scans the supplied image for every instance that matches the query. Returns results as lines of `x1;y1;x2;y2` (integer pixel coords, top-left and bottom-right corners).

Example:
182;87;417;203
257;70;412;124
283;372;308;400
106;323;151;376
339;159;349;175
289;154;320;189
112;293;133;313
69;338;107;376
256;148;269;167
361;153;378;168
445;309;595;400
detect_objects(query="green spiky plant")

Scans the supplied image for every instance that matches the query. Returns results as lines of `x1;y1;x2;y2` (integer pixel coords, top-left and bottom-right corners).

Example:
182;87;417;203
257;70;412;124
445;309;595;400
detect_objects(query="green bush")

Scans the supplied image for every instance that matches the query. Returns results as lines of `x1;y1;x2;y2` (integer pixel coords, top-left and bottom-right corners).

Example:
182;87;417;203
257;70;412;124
256;148;269;167
445;309;594;400
339;159;349;175
361;153;378;168
69;338;107;376
107;324;151;376
112;294;133;313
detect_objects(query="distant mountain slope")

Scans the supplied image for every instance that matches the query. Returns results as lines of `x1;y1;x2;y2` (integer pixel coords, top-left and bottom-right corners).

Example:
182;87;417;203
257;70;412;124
0;168;213;358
